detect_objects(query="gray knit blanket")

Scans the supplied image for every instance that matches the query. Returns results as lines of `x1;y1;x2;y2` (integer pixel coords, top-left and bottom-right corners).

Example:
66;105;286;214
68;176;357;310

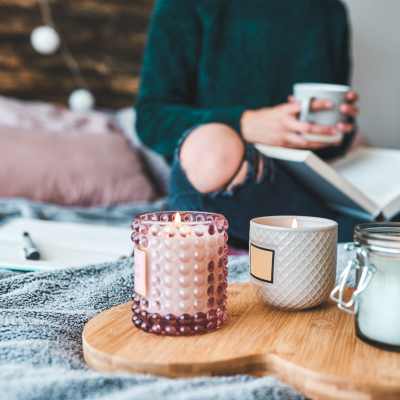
0;199;353;400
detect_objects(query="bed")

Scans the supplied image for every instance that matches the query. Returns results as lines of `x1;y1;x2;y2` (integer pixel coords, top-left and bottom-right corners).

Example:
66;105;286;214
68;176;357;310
0;2;353;399
0;196;353;400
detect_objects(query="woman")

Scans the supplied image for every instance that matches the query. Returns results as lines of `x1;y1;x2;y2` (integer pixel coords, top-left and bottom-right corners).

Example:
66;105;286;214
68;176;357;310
136;0;359;245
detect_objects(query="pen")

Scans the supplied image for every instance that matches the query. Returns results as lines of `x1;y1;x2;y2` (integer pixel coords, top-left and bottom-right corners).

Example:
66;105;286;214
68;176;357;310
22;231;41;261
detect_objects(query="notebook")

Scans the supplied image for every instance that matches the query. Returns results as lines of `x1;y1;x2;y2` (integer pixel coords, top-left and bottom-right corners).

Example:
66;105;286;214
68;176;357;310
0;218;131;272
256;145;400;221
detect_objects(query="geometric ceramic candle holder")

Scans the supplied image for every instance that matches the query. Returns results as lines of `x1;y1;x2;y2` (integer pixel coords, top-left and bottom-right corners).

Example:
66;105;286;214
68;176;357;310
131;211;229;336
250;216;337;310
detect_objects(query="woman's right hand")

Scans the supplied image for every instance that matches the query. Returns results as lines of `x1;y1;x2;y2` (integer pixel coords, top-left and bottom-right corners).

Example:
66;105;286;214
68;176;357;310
241;101;339;149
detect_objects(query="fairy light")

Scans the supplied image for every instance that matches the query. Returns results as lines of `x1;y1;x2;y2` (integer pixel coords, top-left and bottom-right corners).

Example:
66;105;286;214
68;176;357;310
31;0;95;112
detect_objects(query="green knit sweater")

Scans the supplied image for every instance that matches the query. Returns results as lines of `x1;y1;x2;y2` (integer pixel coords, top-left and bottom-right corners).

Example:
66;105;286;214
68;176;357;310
136;0;352;162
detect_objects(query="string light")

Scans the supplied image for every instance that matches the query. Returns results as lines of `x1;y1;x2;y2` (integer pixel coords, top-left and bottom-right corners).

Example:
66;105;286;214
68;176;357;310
31;0;95;112
30;25;60;55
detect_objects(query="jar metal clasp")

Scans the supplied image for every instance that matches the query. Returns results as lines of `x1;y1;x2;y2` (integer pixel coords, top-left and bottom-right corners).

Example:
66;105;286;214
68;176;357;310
330;243;377;314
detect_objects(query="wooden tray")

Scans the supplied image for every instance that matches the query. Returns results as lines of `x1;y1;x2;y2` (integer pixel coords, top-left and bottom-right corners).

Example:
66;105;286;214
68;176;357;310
82;284;400;400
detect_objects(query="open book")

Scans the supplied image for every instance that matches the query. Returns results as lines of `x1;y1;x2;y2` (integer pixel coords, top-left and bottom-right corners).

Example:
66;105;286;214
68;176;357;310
256;145;400;221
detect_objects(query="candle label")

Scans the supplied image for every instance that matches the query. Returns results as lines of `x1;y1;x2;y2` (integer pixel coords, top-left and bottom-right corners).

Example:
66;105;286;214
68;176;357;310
250;243;274;283
134;247;148;297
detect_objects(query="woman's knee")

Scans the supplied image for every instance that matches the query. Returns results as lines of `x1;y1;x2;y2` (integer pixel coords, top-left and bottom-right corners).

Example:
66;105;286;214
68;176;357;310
179;123;245;193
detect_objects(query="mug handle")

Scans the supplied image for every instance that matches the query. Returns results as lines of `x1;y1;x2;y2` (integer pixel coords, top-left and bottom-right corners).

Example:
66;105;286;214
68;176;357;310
299;97;314;122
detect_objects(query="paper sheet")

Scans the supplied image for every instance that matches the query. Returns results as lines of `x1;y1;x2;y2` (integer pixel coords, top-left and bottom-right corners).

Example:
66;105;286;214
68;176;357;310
0;218;132;271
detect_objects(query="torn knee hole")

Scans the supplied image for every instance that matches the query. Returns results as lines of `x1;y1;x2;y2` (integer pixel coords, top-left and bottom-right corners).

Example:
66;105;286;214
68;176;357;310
226;161;249;191
256;157;265;183
226;156;265;192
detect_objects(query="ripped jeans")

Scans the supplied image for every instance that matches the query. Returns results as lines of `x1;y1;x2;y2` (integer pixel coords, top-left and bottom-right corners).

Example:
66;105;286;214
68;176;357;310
168;141;361;247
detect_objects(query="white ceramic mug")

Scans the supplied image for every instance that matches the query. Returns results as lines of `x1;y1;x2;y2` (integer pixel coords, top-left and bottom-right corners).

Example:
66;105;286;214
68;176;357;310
249;216;337;310
293;83;350;143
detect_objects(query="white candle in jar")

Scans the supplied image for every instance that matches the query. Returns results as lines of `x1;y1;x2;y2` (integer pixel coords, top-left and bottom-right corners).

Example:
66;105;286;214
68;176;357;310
357;252;400;346
331;222;400;350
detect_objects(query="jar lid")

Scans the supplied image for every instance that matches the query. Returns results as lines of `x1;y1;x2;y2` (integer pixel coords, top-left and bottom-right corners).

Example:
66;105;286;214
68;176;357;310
355;223;400;254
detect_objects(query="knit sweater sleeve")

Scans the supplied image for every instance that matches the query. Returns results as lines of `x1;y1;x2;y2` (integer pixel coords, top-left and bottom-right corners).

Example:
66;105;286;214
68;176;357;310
135;0;245;160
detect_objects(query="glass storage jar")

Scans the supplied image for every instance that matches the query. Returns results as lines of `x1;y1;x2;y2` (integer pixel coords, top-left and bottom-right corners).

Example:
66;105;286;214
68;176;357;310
331;223;400;351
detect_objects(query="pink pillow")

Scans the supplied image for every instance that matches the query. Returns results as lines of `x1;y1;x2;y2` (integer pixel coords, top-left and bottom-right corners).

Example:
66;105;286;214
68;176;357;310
0;127;156;206
0;96;118;136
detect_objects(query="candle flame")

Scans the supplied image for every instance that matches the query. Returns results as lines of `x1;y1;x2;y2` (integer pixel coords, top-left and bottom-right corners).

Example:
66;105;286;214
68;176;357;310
174;212;182;225
291;218;298;229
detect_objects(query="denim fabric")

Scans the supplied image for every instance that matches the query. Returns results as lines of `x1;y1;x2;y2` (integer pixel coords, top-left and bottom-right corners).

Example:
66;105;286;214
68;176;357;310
169;143;362;246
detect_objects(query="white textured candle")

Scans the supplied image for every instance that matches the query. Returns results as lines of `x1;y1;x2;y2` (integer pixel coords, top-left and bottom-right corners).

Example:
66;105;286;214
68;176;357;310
250;216;337;310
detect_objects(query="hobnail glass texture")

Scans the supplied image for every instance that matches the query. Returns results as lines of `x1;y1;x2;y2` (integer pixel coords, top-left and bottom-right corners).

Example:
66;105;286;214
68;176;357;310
131;211;229;336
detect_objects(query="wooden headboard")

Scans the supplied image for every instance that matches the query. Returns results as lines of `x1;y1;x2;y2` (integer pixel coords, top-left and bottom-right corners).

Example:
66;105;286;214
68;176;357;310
0;0;155;108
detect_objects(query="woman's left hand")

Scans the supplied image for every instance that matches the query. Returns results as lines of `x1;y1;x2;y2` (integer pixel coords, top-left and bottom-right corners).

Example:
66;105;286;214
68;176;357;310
337;90;359;134
289;90;359;135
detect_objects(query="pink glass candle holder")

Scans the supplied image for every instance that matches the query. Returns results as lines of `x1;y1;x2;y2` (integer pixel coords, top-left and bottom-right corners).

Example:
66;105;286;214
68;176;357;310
131;211;229;336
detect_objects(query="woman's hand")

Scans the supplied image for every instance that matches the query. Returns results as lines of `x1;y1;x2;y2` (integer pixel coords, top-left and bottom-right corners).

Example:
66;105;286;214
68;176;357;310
290;91;359;136
241;90;359;149
339;90;359;133
241;101;339;149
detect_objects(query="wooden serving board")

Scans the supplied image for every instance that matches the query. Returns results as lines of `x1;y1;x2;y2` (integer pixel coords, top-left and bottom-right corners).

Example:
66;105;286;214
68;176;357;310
83;284;400;400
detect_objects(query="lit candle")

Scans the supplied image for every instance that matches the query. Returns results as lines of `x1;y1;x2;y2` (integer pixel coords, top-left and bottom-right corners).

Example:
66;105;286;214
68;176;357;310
131;211;229;336
249;215;337;310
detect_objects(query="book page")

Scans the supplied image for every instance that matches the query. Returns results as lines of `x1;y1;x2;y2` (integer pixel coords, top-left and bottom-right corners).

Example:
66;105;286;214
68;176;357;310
257;145;379;218
332;148;400;215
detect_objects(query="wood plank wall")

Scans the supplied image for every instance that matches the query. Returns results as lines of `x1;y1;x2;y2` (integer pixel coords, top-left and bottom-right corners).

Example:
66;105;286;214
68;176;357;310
0;0;155;108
